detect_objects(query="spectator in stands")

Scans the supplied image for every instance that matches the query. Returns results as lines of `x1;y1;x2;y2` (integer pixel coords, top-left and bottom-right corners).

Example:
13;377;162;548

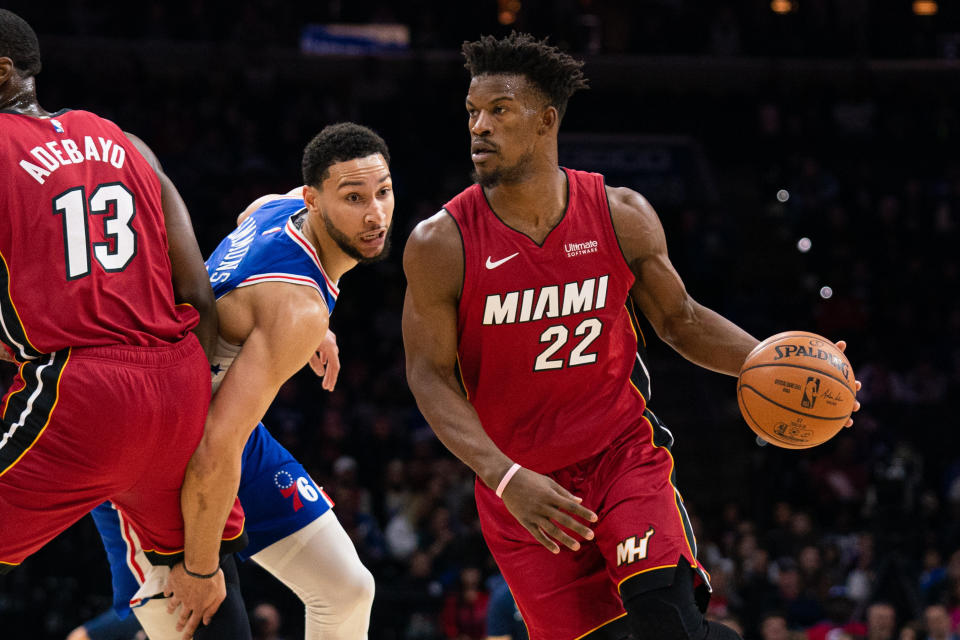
442;566;489;640
924;604;960;640
866;601;898;640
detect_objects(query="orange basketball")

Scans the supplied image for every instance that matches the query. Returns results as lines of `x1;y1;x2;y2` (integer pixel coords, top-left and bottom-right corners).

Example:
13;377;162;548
737;331;856;449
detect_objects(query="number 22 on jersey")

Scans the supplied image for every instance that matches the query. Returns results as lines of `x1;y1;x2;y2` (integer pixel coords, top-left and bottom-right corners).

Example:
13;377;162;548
53;182;137;280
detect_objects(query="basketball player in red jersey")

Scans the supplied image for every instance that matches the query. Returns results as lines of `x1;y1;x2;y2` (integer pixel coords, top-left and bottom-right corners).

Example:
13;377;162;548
0;10;247;636
403;33;860;640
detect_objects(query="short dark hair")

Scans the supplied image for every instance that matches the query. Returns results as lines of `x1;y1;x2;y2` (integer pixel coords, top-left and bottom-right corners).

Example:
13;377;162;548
461;31;588;120
0;9;41;78
301;122;390;188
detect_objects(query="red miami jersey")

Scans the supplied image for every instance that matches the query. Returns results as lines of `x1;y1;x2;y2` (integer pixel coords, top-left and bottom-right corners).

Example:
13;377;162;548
0;109;198;360
446;168;652;473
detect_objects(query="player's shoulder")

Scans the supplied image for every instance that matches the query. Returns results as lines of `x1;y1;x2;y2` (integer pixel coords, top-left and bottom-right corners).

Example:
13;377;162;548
244;278;330;328
604;184;654;215
237;191;304;225
604;185;665;263
407;209;463;256
404;209;464;293
605;185;663;233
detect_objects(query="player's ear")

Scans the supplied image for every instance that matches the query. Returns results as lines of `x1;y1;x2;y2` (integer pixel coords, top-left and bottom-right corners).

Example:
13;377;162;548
0;57;16;86
303;184;321;212
538;105;558;136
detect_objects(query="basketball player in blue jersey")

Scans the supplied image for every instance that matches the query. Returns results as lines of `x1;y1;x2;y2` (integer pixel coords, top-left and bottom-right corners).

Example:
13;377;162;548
91;122;393;640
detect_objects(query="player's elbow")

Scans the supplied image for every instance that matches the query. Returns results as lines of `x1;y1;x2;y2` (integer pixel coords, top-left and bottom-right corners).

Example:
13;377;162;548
405;359;447;410
190;425;244;481
404;358;431;401
657;299;702;350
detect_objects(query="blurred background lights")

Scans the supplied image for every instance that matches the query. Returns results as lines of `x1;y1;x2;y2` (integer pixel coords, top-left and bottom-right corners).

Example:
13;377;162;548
770;0;796;14
797;237;812;252
498;0;521;24
913;1;938;16
820;286;833;299
776;189;790;202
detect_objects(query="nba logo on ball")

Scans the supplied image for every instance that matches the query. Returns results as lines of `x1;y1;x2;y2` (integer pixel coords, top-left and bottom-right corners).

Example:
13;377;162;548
800;377;820;409
737;331;856;449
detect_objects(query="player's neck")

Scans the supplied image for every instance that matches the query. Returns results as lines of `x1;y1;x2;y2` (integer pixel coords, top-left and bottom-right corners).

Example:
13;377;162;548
0;80;48;117
485;166;568;238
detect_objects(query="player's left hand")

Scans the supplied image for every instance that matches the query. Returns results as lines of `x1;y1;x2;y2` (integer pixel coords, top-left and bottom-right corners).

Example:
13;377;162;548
163;562;225;640
834;340;862;427
309;329;340;391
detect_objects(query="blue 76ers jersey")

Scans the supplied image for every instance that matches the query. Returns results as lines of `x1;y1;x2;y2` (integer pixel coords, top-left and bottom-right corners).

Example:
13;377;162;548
206;197;339;313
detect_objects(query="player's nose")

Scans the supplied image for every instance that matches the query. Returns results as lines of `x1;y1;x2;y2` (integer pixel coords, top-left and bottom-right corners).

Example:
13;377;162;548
470;110;493;136
365;201;388;226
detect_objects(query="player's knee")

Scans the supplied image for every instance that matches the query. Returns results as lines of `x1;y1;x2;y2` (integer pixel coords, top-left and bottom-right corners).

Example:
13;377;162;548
622;589;701;640
623;589;743;640
621;557;738;640
66;628;91;640
336;563;375;613
302;560;374;614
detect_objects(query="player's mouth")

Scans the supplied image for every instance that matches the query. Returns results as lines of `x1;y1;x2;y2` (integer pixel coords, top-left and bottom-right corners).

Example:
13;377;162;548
359;228;386;247
471;141;498;162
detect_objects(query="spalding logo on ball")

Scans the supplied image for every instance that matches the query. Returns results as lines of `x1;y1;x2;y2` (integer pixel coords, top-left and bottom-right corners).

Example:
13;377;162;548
737;331;856;449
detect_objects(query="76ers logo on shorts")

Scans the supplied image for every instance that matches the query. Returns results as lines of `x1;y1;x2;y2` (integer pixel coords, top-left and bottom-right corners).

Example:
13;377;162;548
274;470;322;512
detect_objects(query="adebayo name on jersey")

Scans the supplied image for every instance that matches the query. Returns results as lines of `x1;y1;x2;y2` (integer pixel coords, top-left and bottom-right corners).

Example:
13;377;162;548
482;275;609;325
773;342;851;381
18;136;127;185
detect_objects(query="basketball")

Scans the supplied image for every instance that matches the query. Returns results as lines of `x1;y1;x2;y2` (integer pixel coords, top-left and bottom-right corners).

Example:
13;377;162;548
737;331;857;449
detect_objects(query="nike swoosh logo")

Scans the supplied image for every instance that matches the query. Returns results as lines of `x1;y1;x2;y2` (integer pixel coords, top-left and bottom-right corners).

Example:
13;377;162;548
485;252;520;269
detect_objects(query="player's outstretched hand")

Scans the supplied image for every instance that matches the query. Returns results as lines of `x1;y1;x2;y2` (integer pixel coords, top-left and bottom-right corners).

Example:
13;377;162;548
163;563;225;640
309;329;340;391
500;467;598;554
834;340;862;427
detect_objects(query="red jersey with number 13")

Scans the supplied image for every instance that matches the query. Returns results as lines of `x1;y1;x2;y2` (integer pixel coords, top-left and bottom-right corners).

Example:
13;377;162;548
0;109;198;360
446;168;651;473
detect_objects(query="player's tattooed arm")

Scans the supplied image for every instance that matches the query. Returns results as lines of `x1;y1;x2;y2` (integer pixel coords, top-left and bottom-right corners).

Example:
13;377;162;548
125;132;219;360
607;186;759;377
403;212;597;554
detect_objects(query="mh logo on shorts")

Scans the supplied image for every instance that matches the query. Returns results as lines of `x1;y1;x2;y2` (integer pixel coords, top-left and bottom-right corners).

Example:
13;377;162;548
274;470;320;512
616;528;655;566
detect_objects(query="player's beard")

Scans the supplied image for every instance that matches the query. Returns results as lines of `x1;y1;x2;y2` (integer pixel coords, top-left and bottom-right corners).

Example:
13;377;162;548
321;210;392;264
472;147;536;188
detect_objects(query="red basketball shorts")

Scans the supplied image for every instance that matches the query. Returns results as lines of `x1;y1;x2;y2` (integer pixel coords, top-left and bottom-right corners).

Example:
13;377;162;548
0;335;245;571
476;412;711;640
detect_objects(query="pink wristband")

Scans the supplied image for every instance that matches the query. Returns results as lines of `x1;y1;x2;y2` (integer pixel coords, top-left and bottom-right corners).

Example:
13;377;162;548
495;463;522;498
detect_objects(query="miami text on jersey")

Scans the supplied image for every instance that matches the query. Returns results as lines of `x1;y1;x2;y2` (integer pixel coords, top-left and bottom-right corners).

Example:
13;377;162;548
482;275;609;325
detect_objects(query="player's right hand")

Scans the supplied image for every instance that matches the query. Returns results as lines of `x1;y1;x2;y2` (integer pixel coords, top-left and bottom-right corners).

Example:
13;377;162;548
309;329;340;391
163;563;226;640
499;467;598;554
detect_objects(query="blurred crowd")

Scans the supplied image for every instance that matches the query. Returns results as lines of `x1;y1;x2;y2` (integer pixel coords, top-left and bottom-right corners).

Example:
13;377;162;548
4;0;960;58
1;3;959;639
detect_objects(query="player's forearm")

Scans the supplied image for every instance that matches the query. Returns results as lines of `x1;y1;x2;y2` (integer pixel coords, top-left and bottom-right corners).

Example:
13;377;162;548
408;367;513;489
662;301;758;376
186;292;219;362
180;436;242;574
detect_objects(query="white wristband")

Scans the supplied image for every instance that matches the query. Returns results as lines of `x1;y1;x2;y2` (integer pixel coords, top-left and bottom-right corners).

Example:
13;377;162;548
495;463;522;498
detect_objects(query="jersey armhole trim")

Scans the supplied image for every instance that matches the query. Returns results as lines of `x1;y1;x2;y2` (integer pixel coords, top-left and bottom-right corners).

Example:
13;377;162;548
442;207;468;303
233;274;330;315
602;179;635;279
